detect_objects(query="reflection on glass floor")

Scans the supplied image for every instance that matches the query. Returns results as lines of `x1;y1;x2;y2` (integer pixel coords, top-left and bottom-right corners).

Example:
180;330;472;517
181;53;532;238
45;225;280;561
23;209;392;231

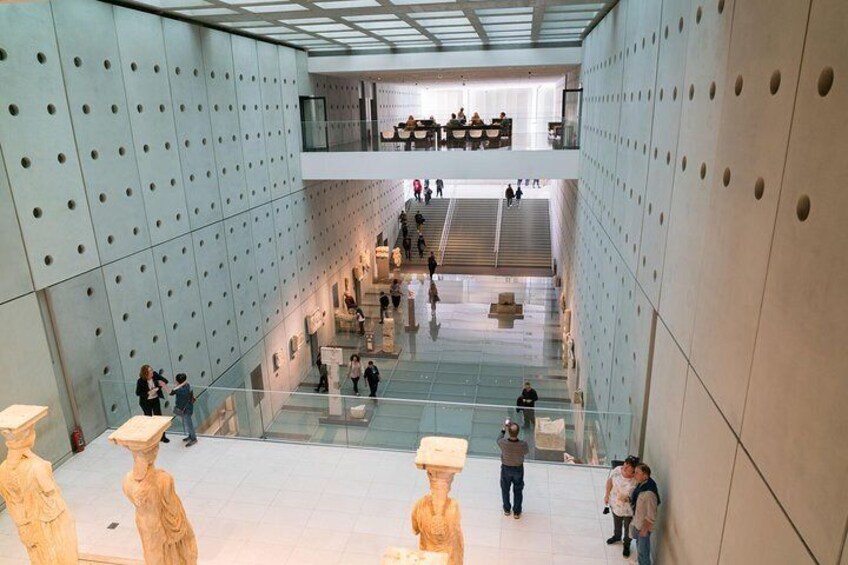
266;275;625;463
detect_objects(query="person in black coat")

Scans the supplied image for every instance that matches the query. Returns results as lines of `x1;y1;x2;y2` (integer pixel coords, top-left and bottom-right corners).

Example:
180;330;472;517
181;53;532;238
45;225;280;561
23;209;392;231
364;361;381;398
427;252;438;280
402;236;412;259
417;234;426;258
379;291;390;323
136;364;170;442
516;382;539;428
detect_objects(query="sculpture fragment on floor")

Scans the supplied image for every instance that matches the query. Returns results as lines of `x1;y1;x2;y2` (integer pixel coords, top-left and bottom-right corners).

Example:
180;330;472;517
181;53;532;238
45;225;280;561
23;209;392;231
411;437;468;565
382;546;449;564
109;416;197;565
0;405;79;565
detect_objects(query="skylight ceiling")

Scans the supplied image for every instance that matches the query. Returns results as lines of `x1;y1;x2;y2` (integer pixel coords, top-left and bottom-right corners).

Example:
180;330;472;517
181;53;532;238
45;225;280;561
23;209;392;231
123;0;613;53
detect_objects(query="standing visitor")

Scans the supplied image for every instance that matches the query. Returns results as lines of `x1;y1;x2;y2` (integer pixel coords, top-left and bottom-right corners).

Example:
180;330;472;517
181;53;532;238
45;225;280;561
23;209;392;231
390;279;402;309
428;281;440;314
458;108;467;124
417;234;427;258
379;291;390;323
413;179;422;201
497;421;529;518
631;464;660;565
533;178;540;188
314;353;329;393
436;178;444;197
356;307;366;335
515;185;523;207
365;361;381;398
505;184;515;208
424;186;432;205
399;209;407;226
170;374;197;447
605;456;640;558
348;354;363;396
403;235;412;259
427;252;438;280
402;222;409;239
136;365;170;443
515;382;538;428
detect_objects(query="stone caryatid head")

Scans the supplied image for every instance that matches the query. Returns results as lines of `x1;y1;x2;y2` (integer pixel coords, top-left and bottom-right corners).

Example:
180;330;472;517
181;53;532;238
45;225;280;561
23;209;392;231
108;415;172;472
0;405;48;460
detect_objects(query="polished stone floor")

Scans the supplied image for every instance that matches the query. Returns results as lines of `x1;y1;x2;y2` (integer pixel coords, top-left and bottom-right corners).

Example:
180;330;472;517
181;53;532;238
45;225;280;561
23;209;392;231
265;275;621;464
0;435;639;565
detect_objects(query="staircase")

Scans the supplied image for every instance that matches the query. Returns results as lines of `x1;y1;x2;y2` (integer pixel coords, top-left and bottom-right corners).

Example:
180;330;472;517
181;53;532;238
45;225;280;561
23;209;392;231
496;199;552;269
442;199;499;267
395;197;451;265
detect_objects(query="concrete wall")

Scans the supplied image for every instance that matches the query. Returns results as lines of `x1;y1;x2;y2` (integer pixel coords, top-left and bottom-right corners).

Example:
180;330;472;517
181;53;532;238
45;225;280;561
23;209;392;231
0;0;404;461
552;0;847;562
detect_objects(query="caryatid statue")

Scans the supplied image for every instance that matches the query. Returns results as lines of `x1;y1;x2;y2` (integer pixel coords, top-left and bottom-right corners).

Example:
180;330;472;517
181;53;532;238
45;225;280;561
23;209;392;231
410;437;468;565
0;405;79;565
109;415;197;565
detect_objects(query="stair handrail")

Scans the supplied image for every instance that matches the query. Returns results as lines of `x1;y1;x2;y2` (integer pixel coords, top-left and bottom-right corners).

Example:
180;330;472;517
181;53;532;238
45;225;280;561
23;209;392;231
494;199;504;267
438;199;456;264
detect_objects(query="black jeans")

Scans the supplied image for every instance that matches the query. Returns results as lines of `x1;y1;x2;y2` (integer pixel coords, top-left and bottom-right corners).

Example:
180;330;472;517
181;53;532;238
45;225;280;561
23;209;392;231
521;407;535;427
367;379;378;397
392;295;401;308
140;399;167;439
428;267;436;279
351;377;360;394
500;464;524;514
613;512;633;544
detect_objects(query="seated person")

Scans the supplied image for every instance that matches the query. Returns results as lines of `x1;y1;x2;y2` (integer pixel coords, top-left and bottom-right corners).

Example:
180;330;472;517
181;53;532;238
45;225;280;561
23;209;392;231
447;113;462;127
498;111;512;129
470;112;484;126
343;292;357;311
405;115;418;131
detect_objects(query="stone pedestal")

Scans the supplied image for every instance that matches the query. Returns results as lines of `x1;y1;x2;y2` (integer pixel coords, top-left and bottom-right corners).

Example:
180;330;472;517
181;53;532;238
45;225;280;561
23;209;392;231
383;317;396;353
375;245;390;282
0;405;79;565
382;547;449;565
411;437;468;565
321;346;344;417
405;291;419;332
109;416;197;565
487;292;524;322
534;417;566;452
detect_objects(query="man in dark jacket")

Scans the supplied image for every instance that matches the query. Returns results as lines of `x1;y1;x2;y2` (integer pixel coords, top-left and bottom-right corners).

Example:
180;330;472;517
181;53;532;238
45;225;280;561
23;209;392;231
505;185;515;207
436;178;444;197
169;373;197;446
379;291;390;323
417;234;426;258
415;211;425;232
516;382;539;428
136;364;170;443
364;361;380;398
427;252;438;280
402;236;412;259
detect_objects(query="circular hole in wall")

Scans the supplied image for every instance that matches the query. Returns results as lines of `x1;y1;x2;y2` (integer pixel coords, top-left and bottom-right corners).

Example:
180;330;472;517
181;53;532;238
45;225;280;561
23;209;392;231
110;403;117;413
21;157;31;169
709;81;716;100
47;103;56;114
681;155;688;171
73;56;82;67
734;75;743;96
754;177;765;200
796;195;811;221
44;255;53;265
37;52;47;64
818;67;834;97
8;104;19;116
77;244;85;254
718;0;725;14
770;70;781;95
33;207;42;218
130;62;137;72
696;6;703;23
57;153;66;164
700;162;707;179
103;59;111;70
723;168;731;187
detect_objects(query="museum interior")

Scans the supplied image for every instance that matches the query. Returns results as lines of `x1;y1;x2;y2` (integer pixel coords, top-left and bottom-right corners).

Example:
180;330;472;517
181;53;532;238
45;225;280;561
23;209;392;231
0;0;845;564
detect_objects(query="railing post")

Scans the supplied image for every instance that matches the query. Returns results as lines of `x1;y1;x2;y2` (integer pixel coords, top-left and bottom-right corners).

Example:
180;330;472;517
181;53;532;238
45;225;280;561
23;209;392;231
494;200;504;267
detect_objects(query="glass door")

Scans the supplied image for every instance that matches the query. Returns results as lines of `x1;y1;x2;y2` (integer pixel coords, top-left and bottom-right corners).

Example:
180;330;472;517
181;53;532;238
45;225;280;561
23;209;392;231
300;96;329;151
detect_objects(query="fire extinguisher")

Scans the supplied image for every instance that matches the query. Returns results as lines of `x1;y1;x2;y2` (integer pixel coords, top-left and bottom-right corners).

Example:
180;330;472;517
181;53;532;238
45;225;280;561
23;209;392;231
71;425;86;453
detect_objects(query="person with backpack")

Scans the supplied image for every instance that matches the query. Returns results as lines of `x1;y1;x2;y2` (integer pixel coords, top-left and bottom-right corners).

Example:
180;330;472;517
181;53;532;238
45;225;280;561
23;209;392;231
170;373;197;446
505;184;515;207
402;235;412;259
424;186;432;205
427;252;438;280
417;234;427;258
515;185;523;207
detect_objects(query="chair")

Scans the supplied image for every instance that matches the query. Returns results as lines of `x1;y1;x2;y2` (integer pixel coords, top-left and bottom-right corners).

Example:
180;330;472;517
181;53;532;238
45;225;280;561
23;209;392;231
449;128;467;150
468;128;483;150
397;129;413;151
380;130;397;143
485;128;501;148
413;129;433;150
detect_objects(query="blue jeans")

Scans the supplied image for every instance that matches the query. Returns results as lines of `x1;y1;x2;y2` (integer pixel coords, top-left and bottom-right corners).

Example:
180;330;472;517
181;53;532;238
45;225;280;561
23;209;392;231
180;410;196;440
632;528;651;565
500;465;524;514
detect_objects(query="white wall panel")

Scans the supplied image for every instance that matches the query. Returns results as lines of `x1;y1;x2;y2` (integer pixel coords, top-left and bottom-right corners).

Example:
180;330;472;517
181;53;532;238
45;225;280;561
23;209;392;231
52;0;152;264
162;19;223;230
102;249;173;384
45;269;128;438
0;150;32;303
201;29;249;217
152;235;213;386
719;451;815;565
273;195;300;316
0;3;99;289
115;8;190;245
250;204;284;333
232;36;272;208
224;211;263;354
658;0;735;353
278;46;303;191
191;223;240;378
0;294;70;464
257;42;290;200
742;1;848;560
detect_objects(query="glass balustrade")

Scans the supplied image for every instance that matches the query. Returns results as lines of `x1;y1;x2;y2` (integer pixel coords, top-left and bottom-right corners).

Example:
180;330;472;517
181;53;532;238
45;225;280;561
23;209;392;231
100;379;630;467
